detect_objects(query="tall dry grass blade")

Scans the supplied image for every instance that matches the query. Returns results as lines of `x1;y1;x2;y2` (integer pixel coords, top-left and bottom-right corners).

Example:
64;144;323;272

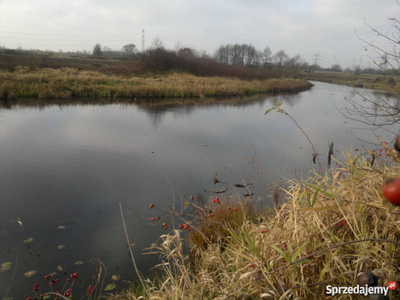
119;202;148;295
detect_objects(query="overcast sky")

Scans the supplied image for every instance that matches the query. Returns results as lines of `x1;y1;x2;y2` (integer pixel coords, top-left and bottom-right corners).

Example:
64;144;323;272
0;0;398;68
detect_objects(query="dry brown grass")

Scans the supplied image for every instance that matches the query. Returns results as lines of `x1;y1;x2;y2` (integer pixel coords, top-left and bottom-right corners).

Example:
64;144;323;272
0;68;312;100
109;142;400;299
302;70;399;93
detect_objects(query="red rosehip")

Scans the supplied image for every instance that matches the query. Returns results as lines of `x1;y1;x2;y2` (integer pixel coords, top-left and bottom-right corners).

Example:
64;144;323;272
355;148;359;151
190;195;194;201
395;136;400;152
151;217;155;221
249;264;254;268
227;206;231;210
67;278;71;282
195;210;199;214
149;204;154;209
383;178;400;206
335;219;346;227
233;208;237;211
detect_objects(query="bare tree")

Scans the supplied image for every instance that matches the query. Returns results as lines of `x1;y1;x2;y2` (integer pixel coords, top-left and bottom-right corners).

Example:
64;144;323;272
273;50;289;70
341;3;400;135
261;46;272;69
151;36;165;50
93;43;103;56
122;44;138;56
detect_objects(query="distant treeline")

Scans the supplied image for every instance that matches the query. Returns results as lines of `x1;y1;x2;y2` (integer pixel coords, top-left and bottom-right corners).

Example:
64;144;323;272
0;39;394;78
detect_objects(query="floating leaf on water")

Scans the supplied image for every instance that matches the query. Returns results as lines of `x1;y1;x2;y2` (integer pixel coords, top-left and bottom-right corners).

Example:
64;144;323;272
0;262;12;272
24;270;38;278
56;265;65;272
24;237;34;243
57;245;65;250
17;220;24;229
75;261;84;265
58;225;66;230
104;283;116;291
111;275;121;281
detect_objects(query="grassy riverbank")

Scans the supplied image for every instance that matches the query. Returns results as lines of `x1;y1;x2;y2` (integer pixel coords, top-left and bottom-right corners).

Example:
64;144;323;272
110;146;400;299
0;67;312;100
302;70;399;93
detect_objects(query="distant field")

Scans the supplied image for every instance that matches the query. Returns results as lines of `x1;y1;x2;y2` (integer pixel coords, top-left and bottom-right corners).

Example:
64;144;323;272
301;70;399;92
0;51;143;75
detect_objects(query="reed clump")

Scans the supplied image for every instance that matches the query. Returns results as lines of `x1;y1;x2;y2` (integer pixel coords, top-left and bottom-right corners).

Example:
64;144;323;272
0;68;312;100
111;148;400;299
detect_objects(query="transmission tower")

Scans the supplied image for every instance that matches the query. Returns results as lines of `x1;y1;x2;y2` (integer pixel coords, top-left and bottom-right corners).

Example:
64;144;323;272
312;53;321;65
142;29;145;52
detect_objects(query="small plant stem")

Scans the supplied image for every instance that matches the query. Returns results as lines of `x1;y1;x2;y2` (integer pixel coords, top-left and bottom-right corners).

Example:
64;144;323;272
119;203;147;295
285;112;323;175
4;250;18;299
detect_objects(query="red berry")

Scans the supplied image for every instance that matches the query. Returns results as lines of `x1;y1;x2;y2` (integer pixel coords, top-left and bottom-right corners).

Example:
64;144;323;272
212;199;215;203
355;148;359;151
50;282;54;286
215;197;219;202
335;219;346;227
195;210;199;214
151;217;155;221
249;264;254;268
54;279;60;282
383;178;400;206
164;226;168;230
149;204;154;209
379;154;382;156
227;206;231;210
190;195;194;201
67;278;71;282
233;208;237;211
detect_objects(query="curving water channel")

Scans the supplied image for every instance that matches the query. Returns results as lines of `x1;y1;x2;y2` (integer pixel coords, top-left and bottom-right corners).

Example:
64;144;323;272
0;81;399;298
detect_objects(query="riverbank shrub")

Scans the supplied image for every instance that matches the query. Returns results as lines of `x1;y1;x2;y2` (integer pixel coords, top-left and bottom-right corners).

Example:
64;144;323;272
110;144;400;299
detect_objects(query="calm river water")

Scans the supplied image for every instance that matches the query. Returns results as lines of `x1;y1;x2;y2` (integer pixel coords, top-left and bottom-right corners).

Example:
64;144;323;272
0;81;398;298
